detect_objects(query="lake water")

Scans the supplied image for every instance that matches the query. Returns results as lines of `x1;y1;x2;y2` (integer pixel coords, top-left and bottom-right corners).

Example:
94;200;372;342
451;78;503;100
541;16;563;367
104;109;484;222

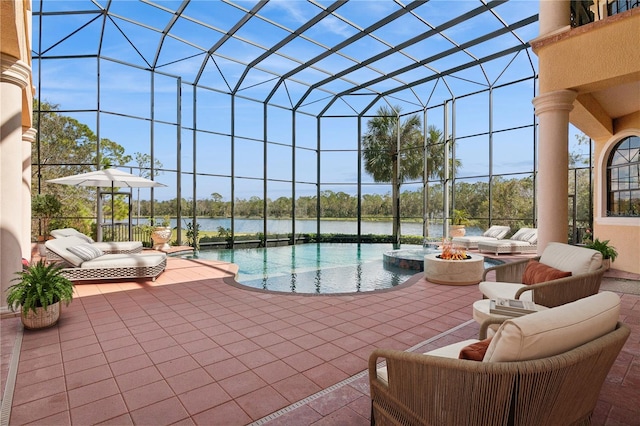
171;218;484;237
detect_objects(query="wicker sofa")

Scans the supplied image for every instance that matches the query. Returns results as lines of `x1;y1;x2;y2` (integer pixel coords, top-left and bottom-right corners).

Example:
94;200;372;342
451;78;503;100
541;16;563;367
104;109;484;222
479;242;605;308
45;235;166;282
452;225;510;249
369;292;629;426
47;228;143;263
477;227;537;254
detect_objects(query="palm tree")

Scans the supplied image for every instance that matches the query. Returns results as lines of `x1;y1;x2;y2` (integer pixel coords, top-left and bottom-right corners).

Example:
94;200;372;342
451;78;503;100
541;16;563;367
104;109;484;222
362;106;424;248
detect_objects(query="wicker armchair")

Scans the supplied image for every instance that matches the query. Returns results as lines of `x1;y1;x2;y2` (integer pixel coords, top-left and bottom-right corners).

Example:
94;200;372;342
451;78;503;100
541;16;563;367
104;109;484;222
369;321;628;426
479;242;605;308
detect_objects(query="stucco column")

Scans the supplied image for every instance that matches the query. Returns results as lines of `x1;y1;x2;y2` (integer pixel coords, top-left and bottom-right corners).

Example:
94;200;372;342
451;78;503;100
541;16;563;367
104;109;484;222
533;89;577;254
1;54;30;313
23;127;36;259
539;0;571;36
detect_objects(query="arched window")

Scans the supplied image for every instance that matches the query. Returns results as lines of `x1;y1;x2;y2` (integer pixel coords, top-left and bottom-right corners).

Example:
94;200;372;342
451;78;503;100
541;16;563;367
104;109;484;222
607;135;640;216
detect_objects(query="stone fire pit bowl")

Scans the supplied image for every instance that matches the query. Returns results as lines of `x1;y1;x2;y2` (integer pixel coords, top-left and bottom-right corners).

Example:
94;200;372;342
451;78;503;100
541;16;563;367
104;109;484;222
423;253;485;286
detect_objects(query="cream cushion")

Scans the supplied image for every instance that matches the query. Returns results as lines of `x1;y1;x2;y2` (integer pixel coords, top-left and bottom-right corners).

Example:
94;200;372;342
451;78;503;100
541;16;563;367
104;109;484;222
81;252;166;269
483;291;620;362
509;227;538;244
477;281;533;301
92;241;143;253
483;225;510;239
67;243;104;261
376;339;479;385
51;227;94;243
45;235;89;267
538;242;602;274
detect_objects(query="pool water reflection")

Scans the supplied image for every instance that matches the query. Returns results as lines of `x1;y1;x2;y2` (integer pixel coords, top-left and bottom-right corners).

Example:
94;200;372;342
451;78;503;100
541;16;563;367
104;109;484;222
190;243;501;294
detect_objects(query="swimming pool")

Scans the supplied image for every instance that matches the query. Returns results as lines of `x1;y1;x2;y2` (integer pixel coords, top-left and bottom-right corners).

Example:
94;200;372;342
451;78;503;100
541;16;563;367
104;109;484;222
190;243;499;294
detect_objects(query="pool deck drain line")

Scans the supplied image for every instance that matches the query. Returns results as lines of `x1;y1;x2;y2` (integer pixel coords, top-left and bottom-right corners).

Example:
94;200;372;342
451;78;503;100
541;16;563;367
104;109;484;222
250;319;475;425
1;323;23;426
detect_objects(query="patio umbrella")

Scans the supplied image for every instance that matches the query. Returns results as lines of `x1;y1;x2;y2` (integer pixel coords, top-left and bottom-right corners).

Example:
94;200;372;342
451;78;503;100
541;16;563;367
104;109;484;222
47;168;167;240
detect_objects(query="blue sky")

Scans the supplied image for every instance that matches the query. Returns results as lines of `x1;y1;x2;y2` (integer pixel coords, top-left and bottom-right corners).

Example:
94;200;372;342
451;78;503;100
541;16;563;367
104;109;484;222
33;1;591;202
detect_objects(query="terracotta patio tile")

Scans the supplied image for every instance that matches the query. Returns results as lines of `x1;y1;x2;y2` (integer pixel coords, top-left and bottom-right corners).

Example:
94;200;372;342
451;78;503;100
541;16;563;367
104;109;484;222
95;413;134;425
218;370;268;398
24;409;71;425
114;365;163;392
329;352;367;376
252;359;298;385
191;400;252;426
303;363;350;389
210;330;247;346
15;362;64;385
104;343;146;363
68;378;120;408
70;394;128;425
98;334;139;352
282;351;324;373
166;368;215;395
129;396;190;426
309;342;348;362
156;355;201;379
139;335;178;353
265;341;304;358
223;339;262;357
148;345;189;364
178;382;232;415
58;326;96;342
19;342;60;362
109;353;153;376
204;357;249;381
95;327;132;343
311;405;369;425
234;385;290;421
191;346;233;366
272;373;322;403
12;376;67;406
181;337;218;355
307;380;363;416
121;380;175;411
65;364;114;390
10;392;68;425
17;351;62;374
236;348;279;369
172;329;208;345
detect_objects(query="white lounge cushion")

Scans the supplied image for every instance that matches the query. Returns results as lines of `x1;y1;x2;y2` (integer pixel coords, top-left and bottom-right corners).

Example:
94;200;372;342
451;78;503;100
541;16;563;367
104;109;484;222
45;235;91;267
538;242;602;275
478;281;533;302
67;243;104;261
81;252;166;269
483;291;620;362
92;241;143;253
509;228;537;244
483;225;510;239
50;227;94;243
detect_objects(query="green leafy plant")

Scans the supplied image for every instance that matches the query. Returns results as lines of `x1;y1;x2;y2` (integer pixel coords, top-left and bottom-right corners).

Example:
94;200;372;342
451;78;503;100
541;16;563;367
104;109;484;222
6;260;74;316
451;209;472;226
185;221;200;251
586;238;618;262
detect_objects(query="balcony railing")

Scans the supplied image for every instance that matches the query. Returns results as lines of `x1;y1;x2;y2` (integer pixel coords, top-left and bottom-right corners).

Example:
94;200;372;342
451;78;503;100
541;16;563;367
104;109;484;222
572;0;639;27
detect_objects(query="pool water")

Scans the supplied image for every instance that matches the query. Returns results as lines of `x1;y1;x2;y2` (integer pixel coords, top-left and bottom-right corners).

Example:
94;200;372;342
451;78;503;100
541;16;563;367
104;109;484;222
190;243;497;294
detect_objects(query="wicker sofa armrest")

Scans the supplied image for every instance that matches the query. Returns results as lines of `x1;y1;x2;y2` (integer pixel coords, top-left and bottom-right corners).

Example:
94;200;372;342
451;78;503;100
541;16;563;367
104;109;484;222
369;348;518;426
482;256;539;282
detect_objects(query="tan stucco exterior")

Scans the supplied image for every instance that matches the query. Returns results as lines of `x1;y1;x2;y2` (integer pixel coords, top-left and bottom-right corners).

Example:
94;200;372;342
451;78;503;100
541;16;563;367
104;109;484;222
1;0;34;312
533;3;640;274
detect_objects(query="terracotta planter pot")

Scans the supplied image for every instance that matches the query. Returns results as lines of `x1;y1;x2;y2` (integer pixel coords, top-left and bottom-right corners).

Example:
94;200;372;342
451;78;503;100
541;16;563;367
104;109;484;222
449;225;466;238
151;227;172;251
22;301;60;329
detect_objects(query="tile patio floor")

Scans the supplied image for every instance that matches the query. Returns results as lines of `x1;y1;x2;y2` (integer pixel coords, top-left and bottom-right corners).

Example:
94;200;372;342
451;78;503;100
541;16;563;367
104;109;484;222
1;251;639;425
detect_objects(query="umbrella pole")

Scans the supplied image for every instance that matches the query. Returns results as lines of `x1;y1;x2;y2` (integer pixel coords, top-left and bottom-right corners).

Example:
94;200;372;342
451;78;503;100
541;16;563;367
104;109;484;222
111;182;115;240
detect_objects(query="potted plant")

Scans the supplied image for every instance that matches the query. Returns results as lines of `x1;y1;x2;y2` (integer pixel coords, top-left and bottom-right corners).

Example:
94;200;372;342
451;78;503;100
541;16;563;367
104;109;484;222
6;260;75;329
449;209;471;238
150;216;172;251
32;194;62;255
586;238;618;270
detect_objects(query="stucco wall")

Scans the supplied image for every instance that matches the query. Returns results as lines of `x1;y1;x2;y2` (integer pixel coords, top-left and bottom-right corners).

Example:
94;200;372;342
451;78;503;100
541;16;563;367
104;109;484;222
593;122;640;275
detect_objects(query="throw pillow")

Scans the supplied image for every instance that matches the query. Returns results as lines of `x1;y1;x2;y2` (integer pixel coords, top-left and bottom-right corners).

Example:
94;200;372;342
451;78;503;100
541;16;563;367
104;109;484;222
522;259;571;285
67;244;104;261
459;337;493;361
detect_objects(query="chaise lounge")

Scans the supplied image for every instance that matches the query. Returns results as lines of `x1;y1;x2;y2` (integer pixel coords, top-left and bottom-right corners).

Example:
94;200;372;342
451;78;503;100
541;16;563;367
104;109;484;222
477;227;538;254
48;227;143;263
452;225;510;249
369;291;629;425
45;235;166;282
479;241;605;308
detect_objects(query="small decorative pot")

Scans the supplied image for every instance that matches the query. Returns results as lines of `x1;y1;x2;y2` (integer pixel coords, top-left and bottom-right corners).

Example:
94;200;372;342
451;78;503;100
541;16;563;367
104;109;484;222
22;301;60;329
449;225;466;238
151;227;172;251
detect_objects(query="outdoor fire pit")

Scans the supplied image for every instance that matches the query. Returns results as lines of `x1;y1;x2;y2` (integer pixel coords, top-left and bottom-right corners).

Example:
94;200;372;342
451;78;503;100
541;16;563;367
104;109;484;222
423;241;484;285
